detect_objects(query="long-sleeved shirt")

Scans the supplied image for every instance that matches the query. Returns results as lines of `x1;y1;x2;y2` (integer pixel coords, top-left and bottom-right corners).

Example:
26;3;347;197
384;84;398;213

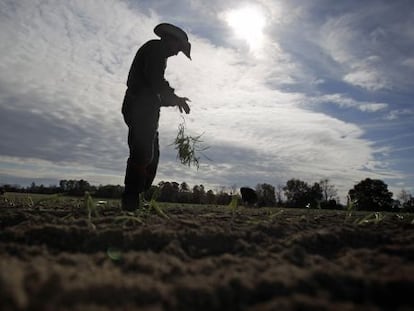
126;39;179;107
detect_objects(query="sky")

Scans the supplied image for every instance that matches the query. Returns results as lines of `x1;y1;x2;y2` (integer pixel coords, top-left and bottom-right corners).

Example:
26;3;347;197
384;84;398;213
0;0;413;201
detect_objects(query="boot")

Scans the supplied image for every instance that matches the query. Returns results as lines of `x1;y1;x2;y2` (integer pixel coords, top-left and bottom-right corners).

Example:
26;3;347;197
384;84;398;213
121;191;139;211
122;159;146;211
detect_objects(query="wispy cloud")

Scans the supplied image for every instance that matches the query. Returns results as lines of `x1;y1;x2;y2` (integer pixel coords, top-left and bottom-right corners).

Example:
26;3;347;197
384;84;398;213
317;94;388;112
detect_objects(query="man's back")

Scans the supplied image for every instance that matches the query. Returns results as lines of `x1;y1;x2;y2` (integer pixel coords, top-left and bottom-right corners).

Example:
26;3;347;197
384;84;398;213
127;39;166;94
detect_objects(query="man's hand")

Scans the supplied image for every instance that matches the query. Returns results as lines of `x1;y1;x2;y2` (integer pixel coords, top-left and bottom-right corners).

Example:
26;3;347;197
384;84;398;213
177;97;191;114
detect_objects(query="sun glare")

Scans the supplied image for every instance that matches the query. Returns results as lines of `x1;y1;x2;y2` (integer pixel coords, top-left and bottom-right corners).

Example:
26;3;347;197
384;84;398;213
225;6;266;52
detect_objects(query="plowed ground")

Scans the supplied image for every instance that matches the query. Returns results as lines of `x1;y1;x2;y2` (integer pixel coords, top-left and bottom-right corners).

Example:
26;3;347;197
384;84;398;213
1;198;413;310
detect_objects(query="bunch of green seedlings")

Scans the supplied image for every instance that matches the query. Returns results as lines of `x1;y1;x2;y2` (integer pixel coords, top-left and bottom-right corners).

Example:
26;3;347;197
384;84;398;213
0;193;64;209
172;120;209;169
144;189;170;219
345;195;356;223
344;195;386;225
81;189;171;230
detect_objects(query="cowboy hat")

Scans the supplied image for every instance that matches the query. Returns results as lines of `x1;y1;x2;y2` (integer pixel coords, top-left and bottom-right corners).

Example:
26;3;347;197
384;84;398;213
154;23;191;60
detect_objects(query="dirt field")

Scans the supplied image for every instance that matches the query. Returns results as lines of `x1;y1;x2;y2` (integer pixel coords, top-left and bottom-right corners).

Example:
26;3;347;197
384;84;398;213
1;197;413;311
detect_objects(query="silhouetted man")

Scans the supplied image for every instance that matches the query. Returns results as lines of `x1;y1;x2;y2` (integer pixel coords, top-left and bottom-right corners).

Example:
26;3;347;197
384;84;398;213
121;23;191;211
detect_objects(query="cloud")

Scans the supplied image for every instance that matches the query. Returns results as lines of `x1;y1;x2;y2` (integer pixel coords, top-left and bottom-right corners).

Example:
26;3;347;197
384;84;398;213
316;2;414;92
385;109;414;121
317;94;388;112
0;0;410;200
263;0;414;94
0;0;158;166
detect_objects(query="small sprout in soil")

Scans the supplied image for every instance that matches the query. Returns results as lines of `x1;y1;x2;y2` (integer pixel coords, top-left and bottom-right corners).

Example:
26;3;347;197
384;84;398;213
395;214;404;220
25;195;34;208
269;209;284;220
107;247;122;261
84;191;98;229
114;214;144;226
144;188;170;219
84;192;98;217
345;195;356;222
31;193;63;208
229;195;239;210
150;199;170;219
355;212;385;225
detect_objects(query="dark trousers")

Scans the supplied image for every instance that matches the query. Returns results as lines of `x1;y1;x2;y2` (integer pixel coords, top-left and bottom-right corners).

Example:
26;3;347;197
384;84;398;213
122;90;160;198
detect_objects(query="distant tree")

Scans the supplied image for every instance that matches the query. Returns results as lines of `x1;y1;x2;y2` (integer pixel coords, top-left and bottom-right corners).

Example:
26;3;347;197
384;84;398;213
309;182;323;208
283;179;323;208
318;179;340;209
192;185;206;204
403;197;414;212
283;179;311;208
2;184;22;193
319;179;338;202
206;190;216;205
275;184;284;206
348;178;393;211
397;189;411;205
59;180;67;192
256;183;276;207
158;181;176;202
176;182;191;203
179;182;190;192
77;179;90;195
216;190;232;205
144;185;159;201
171;182;180;202
94;185;123;198
397;189;414;212
57;179;91;196
30;182;36;192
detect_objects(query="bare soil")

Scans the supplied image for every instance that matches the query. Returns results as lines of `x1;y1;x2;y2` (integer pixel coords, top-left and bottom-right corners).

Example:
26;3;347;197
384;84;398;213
1;200;413;311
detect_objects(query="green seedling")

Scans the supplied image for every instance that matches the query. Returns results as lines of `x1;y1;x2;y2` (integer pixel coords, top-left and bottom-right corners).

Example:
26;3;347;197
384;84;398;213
149;199;170;219
31;193;63;208
0;195;13;207
355;212;385;225
229;195;239;210
25;195;34;207
114;214;144;226
345;195;356;222
84;191;98;230
395;214;404;220
229;195;239;220
107;247;122;261
269;209;284;220
172;120;209;169
143;187;170;219
84;192;98;217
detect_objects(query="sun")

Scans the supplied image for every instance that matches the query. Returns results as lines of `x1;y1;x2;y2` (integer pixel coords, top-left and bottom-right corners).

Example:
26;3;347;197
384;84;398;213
225;6;266;51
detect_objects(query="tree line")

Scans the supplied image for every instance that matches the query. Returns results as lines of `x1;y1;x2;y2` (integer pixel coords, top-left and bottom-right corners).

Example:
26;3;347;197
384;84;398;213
1;178;413;212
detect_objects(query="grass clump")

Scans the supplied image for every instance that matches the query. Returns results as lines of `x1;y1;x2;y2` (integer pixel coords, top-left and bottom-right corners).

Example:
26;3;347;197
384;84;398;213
172;120;209;169
355;212;385;225
84;191;99;230
114;214;143;226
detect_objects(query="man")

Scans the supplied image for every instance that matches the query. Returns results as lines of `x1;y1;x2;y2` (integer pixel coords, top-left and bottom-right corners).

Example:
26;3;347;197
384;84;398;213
121;23;192;211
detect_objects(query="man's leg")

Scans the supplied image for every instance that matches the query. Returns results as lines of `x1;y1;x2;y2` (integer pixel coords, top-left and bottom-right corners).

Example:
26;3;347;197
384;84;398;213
122;159;146;211
144;132;160;191
122;126;155;211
